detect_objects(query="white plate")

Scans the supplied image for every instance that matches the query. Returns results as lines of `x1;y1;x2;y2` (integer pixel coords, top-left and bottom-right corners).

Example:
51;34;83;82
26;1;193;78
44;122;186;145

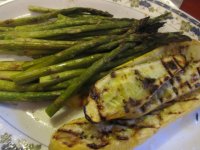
0;0;199;150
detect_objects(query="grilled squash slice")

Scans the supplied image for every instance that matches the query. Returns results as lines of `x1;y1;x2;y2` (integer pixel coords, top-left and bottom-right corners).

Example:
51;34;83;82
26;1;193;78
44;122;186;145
84;55;186;122
49;89;200;150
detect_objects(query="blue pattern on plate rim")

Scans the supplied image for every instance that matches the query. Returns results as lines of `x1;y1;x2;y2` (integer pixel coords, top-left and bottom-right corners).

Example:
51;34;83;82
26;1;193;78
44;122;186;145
149;0;200;27
111;0;199;39
148;0;200;38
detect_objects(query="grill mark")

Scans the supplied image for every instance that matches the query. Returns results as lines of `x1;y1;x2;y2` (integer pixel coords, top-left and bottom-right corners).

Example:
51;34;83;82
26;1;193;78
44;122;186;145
149;84;159;94
134;125;156;129
87;142;109;149
185;81;192;89
110;71;116;78
161;59;173;77
123;99;130;113
195;83;200;88
74;121;88;125
175;76;181;82
159;97;163;103
197;67;200;76
169;78;174;85
176;97;199;102
140;105;146;114
63;142;73;148
128;97;141;107
164;76;170;81
166;59;178;70
123;98;141;114
53;135;60;140
134;69;140;75
173;55;185;70
172;86;179;95
90;87;100;101
142;97;163;115
155;98;163;105
83;106;98;123
57;129;82;137
157;114;163;121
167;111;182;115
191;73;199;82
116;135;129;140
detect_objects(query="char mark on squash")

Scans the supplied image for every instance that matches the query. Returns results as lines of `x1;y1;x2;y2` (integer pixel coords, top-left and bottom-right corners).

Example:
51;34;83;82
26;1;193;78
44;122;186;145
197;67;200;76
110;71;117;78
90;87;100;101
87;141;109;149
161;58;179;77
173;55;186;69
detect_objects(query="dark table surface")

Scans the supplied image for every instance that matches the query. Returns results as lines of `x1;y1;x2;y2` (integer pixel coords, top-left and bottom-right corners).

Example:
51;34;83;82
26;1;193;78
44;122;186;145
180;0;200;20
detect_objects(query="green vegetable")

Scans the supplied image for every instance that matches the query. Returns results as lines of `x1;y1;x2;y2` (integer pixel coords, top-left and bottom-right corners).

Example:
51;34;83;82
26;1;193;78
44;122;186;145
0;61;25;71
0;71;21;80
28;5;57;13
2;21;133;39
0;90;62;102
0;7;112;27
13;53;104;85
0;38;77;51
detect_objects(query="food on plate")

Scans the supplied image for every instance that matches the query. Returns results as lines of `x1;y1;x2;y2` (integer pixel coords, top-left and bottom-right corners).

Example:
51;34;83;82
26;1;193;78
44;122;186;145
0;5;199;150
84;55;187;122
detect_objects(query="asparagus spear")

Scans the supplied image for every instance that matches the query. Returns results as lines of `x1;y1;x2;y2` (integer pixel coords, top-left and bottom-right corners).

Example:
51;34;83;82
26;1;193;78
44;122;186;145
0;27;12;32
89;40;121;53
48;71;110;91
0;48;60;58
0;71;21;80
0;79;49;92
14;14;110;31
28;5;57;13
2;21;133;39
0;61;25;71
40;69;85;83
0;7;112;27
14;17;112;31
0;38;77;51
0;90;62;102
52;28;128;41
12;53;104;85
